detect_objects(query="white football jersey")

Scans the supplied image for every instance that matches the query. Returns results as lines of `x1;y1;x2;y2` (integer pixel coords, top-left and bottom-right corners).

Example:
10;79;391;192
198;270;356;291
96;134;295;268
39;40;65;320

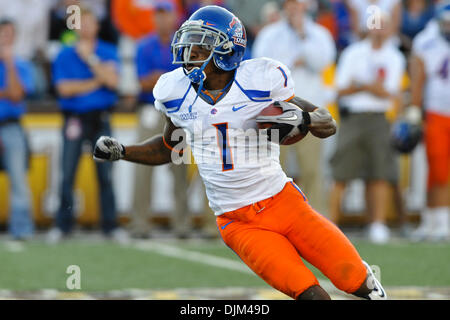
154;58;295;215
413;24;450;116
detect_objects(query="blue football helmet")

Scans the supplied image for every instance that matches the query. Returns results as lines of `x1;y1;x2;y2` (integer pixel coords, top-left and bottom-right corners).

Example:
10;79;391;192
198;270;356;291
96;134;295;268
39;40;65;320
171;5;247;84
390;121;423;154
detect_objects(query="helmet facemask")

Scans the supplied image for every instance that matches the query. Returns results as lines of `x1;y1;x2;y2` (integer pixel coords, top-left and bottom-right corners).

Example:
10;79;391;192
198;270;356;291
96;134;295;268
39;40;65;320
172;21;234;83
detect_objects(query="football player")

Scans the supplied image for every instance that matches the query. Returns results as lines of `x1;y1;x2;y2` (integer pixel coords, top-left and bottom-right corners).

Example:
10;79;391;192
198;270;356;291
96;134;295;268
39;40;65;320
408;1;450;241
93;5;386;300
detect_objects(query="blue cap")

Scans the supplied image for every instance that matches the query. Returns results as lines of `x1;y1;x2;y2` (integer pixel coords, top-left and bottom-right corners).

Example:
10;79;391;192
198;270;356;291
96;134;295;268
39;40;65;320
154;1;175;12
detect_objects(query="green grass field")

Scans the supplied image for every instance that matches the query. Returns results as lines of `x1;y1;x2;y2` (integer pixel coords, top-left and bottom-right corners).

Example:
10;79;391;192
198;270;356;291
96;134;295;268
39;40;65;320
0;236;449;299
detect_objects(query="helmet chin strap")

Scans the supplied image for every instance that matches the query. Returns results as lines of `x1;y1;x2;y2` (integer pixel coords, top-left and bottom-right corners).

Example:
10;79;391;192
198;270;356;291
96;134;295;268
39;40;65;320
186;54;214;113
185;65;207;84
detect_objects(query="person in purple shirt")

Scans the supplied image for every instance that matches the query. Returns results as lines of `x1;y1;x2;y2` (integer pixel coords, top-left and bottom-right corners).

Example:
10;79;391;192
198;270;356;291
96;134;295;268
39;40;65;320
0;19;35;240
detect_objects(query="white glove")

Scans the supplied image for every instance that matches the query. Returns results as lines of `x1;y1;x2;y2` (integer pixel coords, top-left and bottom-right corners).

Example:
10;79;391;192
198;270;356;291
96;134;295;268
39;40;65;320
404;105;422;125
93;136;125;161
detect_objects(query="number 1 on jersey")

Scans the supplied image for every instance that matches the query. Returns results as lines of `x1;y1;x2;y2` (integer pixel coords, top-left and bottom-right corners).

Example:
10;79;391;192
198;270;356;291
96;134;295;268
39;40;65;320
213;122;234;171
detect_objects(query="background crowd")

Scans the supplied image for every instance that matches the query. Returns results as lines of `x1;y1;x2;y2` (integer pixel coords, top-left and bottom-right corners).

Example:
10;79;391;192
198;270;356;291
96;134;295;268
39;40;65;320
0;0;448;244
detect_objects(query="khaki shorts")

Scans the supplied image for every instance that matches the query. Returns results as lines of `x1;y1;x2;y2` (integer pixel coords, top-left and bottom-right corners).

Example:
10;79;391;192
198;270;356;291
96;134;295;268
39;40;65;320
330;113;398;182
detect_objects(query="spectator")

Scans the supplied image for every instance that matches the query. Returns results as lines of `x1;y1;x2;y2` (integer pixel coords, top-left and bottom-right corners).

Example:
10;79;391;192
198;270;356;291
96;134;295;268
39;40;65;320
0;0;52;60
253;0;336;215
329;12;406;244
408;1;450;241
260;1;282;26
0;0;53;99
49;0;119;45
0;19;35;240
400;0;435;54
129;1;192;239
46;7;128;243
347;0;402;41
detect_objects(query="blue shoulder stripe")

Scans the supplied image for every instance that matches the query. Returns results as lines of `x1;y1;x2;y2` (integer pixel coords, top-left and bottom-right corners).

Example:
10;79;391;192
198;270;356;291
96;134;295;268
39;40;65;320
234;80;272;102
163;99;183;109
162;83;192;114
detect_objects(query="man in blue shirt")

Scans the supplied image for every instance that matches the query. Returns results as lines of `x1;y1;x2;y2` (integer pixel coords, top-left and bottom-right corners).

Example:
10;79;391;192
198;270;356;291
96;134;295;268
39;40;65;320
0;19;34;240
130;2;194;238
47;8;127;243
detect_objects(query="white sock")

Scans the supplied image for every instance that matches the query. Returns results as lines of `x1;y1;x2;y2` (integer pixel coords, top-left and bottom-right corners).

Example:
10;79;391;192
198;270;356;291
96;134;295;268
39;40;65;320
430;207;449;236
418;208;433;231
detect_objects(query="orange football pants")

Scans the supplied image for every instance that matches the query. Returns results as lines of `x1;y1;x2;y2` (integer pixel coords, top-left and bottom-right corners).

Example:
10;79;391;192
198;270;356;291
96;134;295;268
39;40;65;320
425;112;450;188
216;182;367;299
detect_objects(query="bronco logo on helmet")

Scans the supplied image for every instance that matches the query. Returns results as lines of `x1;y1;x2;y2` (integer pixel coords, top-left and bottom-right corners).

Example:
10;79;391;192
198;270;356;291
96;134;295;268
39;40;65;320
229;17;247;48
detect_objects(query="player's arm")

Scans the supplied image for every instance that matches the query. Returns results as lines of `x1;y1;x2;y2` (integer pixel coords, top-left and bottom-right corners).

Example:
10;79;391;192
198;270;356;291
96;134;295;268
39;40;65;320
256;96;336;140
93;116;185;165
394;53;424;125
288;96;337;138
123;116;184;165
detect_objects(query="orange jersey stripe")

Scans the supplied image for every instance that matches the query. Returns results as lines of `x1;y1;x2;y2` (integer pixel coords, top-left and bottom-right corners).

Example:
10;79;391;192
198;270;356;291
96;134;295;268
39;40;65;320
284;94;295;102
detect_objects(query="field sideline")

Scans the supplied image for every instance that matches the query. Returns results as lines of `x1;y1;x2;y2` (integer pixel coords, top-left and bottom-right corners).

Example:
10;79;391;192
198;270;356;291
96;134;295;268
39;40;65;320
1;233;449;300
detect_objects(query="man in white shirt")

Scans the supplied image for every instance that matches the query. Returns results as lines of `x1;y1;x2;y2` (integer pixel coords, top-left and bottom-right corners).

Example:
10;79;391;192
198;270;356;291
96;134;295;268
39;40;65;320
330;13;406;244
252;0;336;214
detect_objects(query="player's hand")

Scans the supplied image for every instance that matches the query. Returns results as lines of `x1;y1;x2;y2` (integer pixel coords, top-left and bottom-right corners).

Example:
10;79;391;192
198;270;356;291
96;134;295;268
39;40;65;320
93;136;125;162
256;101;308;142
404;105;422;125
308;107;337;138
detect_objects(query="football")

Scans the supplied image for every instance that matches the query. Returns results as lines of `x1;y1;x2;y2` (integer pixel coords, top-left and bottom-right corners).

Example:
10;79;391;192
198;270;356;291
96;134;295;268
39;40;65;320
257;103;306;145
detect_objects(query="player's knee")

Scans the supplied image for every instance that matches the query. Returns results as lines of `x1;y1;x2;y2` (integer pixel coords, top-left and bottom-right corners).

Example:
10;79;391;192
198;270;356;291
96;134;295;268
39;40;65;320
296;285;331;300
